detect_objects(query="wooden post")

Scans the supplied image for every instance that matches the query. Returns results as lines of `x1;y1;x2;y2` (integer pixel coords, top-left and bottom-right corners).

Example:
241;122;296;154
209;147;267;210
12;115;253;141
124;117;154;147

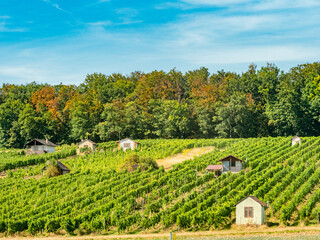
169;232;176;240
215;185;217;202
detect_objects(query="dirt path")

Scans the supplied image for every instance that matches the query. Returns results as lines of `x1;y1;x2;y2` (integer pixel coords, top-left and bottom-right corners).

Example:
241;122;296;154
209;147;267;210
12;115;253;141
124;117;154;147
4;226;320;240
156;146;215;170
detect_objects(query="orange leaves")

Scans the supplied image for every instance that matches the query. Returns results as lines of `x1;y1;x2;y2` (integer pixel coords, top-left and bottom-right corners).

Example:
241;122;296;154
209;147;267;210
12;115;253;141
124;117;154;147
189;76;227;108
30;86;59;119
134;70;185;105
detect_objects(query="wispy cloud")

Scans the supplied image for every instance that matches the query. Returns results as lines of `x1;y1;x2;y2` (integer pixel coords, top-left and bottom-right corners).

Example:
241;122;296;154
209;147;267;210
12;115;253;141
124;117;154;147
157;0;252;9
181;0;252;6
0;66;47;82
251;0;320;11
115;8;141;25
42;0;70;14
1;0;320;85
161;0;320;11
0;18;27;33
179;45;320;65
88;21;112;27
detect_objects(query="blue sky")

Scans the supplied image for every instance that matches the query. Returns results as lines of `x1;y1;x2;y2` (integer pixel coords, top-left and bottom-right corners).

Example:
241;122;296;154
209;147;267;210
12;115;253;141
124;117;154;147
0;0;320;85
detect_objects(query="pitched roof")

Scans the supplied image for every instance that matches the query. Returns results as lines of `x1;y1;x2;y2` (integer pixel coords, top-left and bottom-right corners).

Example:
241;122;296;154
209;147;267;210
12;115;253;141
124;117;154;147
219;155;243;162
25;139;57;147
206;165;222;170
79;139;97;145
42;161;70;172
57;161;70;171
234;196;267;207
291;135;301;141
117;138;140;144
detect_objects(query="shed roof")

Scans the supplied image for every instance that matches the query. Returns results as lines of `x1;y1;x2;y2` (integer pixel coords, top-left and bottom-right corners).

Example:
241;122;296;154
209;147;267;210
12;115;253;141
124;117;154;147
25;139;57;147
219;155;243;162
206;165;222;170
117;138;139;144
291;135;301;141
42;161;70;172
234;196;267;207
79;139;96;145
57;161;70;171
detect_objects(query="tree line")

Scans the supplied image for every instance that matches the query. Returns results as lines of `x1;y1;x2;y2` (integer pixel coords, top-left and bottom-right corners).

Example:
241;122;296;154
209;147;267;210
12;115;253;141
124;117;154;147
0;62;319;148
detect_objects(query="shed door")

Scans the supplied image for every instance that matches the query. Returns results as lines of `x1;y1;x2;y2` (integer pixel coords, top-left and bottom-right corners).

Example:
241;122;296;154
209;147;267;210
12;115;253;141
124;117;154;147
223;161;229;171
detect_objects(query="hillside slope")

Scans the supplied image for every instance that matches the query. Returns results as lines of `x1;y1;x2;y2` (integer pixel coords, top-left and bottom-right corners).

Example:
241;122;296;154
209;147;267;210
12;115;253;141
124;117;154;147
0;137;320;235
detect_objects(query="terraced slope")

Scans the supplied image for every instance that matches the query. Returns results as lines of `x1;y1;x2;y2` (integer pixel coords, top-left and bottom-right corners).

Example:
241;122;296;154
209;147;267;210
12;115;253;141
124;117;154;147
0;137;320;235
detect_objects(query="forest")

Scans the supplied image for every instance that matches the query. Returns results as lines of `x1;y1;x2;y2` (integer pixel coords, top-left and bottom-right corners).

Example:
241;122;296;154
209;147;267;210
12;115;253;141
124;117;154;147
0;62;319;148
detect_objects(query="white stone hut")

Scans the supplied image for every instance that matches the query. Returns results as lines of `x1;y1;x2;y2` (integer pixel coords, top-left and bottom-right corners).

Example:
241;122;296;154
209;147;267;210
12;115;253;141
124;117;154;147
291;136;302;146
117;138;139;151
78;139;96;152
234;196;267;225
25;139;57;155
219;155;243;173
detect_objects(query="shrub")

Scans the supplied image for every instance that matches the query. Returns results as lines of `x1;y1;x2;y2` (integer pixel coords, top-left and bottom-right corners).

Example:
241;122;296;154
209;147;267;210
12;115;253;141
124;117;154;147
61;218;75;235
45;219;60;233
45;165;60;178
118;153;158;172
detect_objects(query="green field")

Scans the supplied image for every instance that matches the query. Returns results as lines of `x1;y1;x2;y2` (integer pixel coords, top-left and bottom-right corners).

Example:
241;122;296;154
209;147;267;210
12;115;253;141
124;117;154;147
1;137;320;236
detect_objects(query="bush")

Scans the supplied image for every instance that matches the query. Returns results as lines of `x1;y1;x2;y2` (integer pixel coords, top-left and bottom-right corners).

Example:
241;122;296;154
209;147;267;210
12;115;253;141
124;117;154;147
139;157;159;171
45;219;60;233
0;221;6;233
45;165;60;178
61;218;75;235
118;153;158;172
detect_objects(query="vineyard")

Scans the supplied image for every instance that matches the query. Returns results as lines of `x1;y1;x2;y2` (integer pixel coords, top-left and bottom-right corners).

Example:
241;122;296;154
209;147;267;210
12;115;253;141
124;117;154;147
1;137;320;236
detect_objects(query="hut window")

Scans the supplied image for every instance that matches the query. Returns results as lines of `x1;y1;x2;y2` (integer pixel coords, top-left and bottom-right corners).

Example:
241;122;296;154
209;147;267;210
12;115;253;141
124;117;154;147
123;143;130;148
244;207;253;218
231;160;236;167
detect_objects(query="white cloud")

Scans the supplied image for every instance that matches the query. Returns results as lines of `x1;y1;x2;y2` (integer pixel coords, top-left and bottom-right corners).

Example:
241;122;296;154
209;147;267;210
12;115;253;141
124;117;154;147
179;45;320;65
0;66;47;83
252;0;320;11
161;0;320;11
88;21;112;27
1;0;320;84
0;23;27;32
181;0;251;6
41;0;70;13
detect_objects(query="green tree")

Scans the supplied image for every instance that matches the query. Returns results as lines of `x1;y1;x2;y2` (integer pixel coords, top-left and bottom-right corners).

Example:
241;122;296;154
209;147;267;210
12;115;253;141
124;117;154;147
214;94;257;138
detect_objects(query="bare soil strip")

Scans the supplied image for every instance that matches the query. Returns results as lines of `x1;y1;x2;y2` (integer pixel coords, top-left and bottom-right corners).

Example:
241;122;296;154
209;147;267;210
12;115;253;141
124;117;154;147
4;226;320;240
156;146;215;170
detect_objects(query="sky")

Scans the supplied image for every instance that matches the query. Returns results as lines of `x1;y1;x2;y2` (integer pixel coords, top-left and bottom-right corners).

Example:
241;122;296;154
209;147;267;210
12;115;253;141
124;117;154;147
0;0;320;85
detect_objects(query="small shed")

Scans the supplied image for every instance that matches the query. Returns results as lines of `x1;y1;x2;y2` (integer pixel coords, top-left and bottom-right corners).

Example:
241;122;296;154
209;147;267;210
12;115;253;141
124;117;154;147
117;138;139;151
219;155;243;173
234;196;267;225
25;139;57;155
42;161;70;176
206;165;222;177
78;139;96;152
291;136;302;146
